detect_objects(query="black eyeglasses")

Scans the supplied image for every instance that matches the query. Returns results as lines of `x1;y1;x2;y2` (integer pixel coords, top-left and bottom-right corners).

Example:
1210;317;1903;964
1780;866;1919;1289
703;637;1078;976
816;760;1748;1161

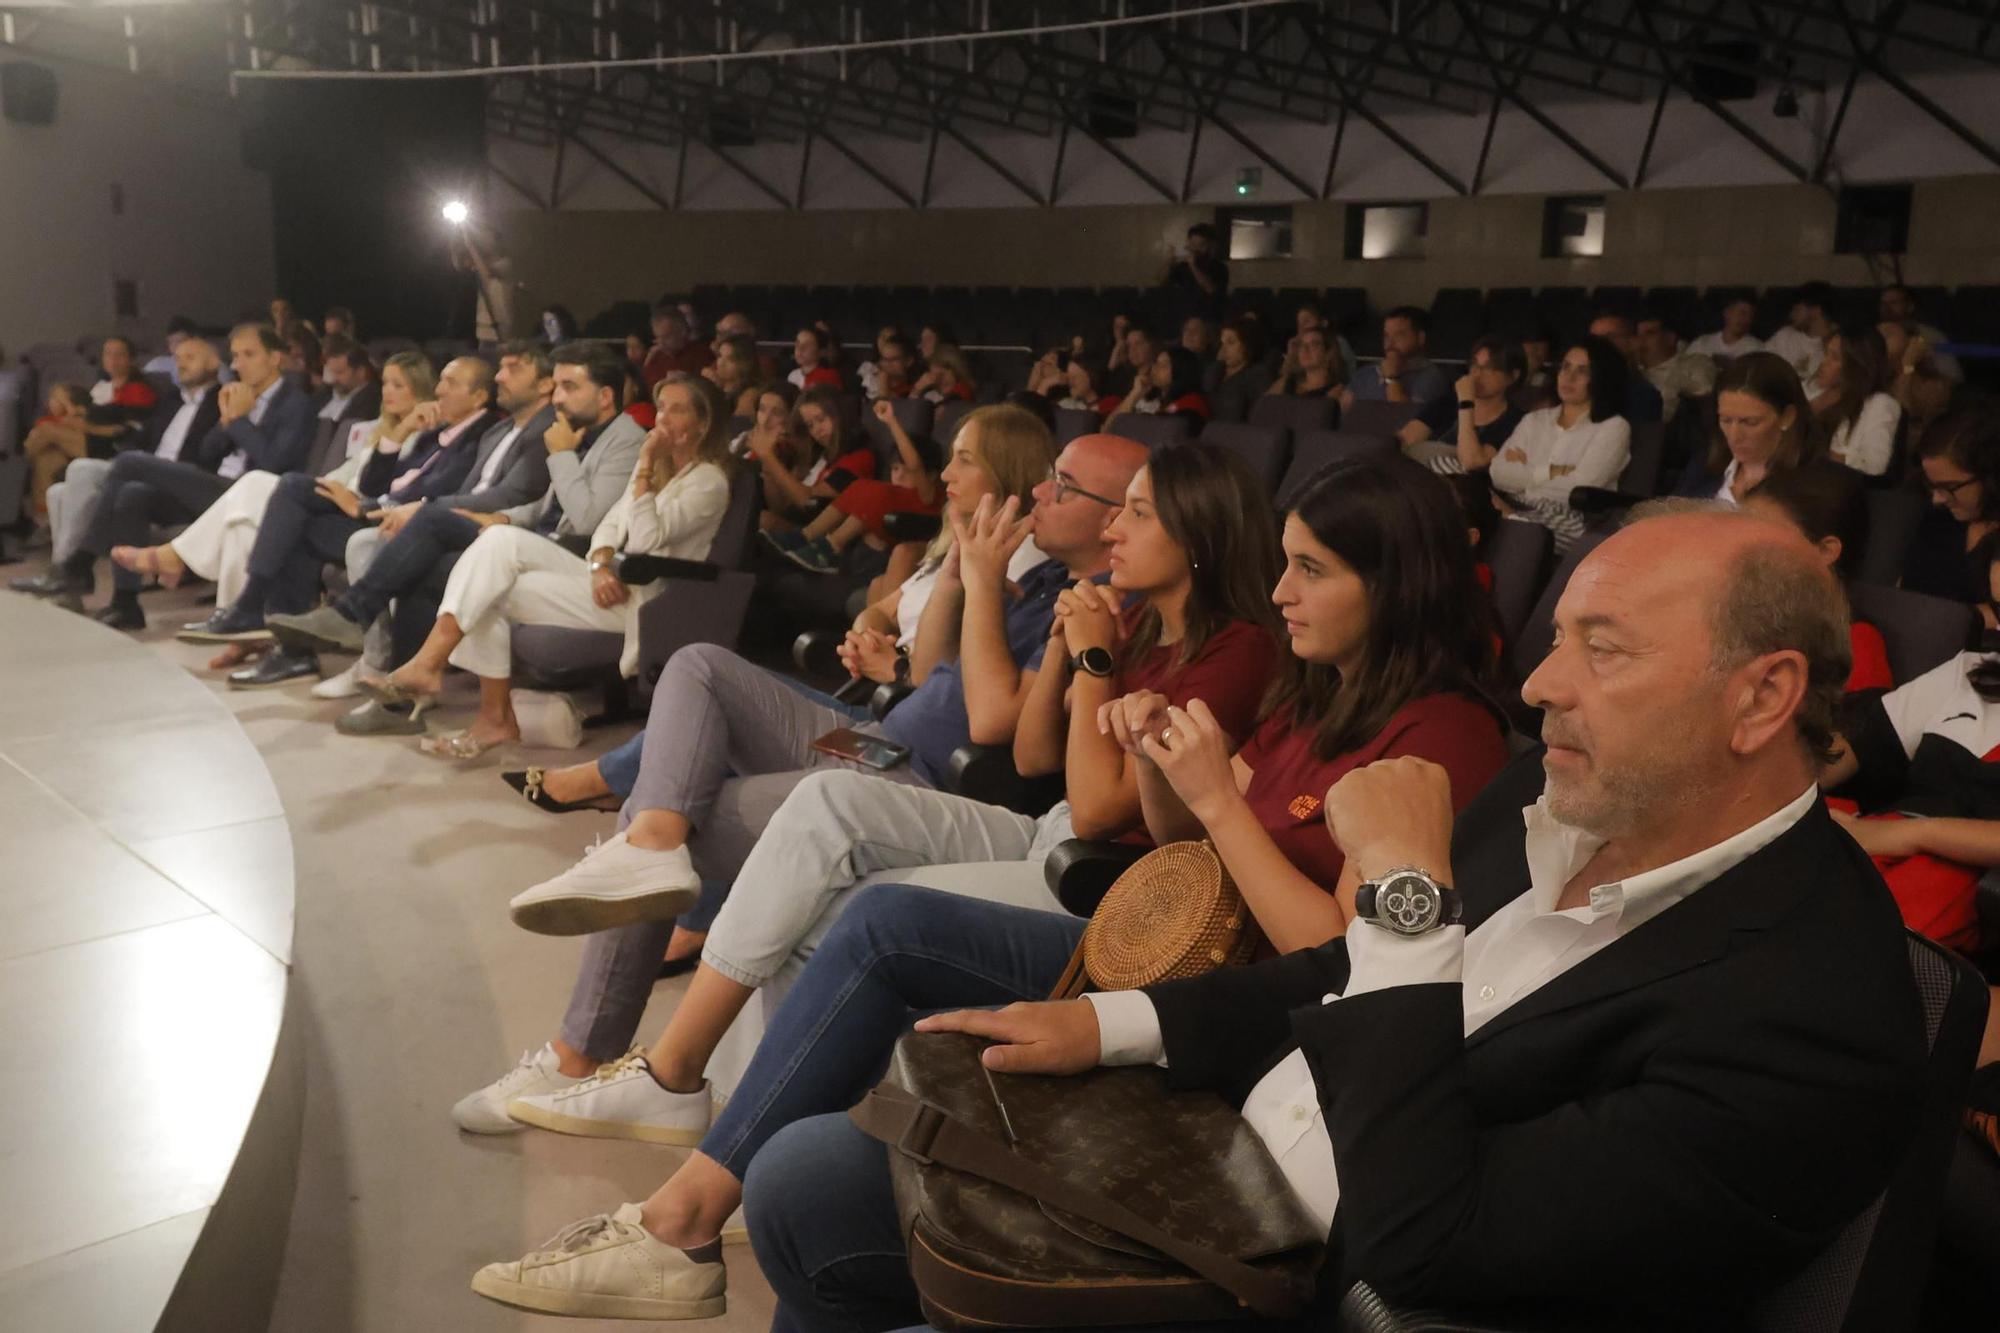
1929;477;1979;498
1048;469;1122;507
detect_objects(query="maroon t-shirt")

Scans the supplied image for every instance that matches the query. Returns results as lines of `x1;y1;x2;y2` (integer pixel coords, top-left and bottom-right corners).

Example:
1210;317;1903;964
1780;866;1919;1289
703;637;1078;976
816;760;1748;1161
1237;690;1508;894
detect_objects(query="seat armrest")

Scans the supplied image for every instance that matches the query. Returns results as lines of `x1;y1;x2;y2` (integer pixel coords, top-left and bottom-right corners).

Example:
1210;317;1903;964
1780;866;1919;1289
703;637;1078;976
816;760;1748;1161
947;744;1066;816
614;552;722;586
792;629;845;679
1338;1280;1566;1332
1564;486;1643;515
868;682;915;720
1042;838;1150;917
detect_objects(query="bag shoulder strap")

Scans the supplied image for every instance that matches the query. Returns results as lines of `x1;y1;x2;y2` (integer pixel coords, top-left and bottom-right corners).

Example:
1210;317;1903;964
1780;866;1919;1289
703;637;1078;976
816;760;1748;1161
851;1084;1308;1318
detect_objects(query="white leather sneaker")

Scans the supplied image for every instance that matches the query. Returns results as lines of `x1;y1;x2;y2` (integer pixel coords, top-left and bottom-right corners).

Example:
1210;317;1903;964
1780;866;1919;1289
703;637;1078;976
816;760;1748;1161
309;661;363;700
507;1050;712;1145
508;832;702;936
471;1202;727;1320
453;1044;583;1134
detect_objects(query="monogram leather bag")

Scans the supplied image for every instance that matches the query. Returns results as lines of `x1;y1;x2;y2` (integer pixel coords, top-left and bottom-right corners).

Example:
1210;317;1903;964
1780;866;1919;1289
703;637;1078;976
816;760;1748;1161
851;1031;1324;1330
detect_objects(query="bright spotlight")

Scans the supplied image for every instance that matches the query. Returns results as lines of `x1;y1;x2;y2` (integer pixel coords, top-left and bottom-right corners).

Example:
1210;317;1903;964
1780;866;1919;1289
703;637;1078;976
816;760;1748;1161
441;199;470;225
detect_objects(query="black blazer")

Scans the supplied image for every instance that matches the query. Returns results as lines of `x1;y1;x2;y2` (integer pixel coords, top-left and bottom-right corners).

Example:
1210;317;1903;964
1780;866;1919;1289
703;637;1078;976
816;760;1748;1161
192;378;319;476
128;385;221;460
1144;751;1926;1327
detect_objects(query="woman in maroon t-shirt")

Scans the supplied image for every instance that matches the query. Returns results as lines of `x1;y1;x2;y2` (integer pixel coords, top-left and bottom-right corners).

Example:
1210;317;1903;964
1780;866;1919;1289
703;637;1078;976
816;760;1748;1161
1013;443;1286;841
1103;453;1510;953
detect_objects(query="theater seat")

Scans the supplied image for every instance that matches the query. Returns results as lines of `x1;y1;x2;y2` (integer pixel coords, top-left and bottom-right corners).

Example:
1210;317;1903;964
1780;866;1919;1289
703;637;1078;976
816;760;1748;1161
1853;489;1928;588
1845;583;1980;684
1335;932;1985;1333
1340;400;1419;440
1107;413;1195;451
1508;530;1608;687
1200;422;1291;494
1250;395;1338;436
1483;520;1552;648
1279;430;1399;506
1053;407;1101;447
935;398;974;443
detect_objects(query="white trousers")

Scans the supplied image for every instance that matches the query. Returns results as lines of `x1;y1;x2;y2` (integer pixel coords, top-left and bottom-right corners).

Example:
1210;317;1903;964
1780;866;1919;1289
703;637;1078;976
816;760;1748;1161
438;524;627;679
47;458;113;564
167;469;281;608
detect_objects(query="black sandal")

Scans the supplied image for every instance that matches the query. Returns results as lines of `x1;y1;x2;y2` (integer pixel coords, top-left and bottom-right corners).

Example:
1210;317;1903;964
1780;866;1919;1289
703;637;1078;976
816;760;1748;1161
501;767;621;815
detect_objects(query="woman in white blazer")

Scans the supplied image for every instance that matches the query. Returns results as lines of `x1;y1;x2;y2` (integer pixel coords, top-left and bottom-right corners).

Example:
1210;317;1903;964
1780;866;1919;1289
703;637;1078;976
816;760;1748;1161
380;373;735;759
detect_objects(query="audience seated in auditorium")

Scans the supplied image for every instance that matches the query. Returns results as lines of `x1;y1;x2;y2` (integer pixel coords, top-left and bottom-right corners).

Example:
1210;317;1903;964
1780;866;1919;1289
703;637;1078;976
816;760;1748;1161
1204;317;1273;423
172;354;509;689
765;400;943;576
448;409;1090;1127
642;302;713;387
13;338;223;602
364;374;727;756
700;333;762;420
1584;311;1665;422
1687;295;1763;363
22;381;99;523
1676;351;1823;505
750;387;876;534
1882;283;1961;382
1340;306;1453;438
1288;300;1358;384
1105;345;1209;426
491;447;1295;1154
312;336;384;459
1265;324;1342;401
465;454;1518;1320
140;316;200;384
1402;335;1525;474
23;336;159;519
863;333;916;401
633;507;1928;1333
1104;320;1156;401
1816;324;1903;479
787;326;841;392
1904;407;2000;623
1766;281;1833;383
1740;463;1893;692
321;306;355;341
99;349;435;658
539;303;580;346
1489;335;1631;551
1634;312;1716;423
911;343;976;404
261;342;629;733
1054;355;1111;415
63;323;314;631
284;324;324;397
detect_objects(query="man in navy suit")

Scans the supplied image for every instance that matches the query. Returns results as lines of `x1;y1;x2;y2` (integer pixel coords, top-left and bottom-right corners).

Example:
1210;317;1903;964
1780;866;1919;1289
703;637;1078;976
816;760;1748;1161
68;322;317;630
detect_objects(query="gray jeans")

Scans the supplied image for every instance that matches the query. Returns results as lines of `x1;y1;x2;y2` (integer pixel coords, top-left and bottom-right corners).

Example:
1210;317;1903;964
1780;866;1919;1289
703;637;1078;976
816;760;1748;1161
342;525;393;668
47;458;112;564
559;642;928;1061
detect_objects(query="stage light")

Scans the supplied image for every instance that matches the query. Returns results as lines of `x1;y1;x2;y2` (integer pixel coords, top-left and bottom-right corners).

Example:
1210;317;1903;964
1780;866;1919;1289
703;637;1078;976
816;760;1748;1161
441;199;470;225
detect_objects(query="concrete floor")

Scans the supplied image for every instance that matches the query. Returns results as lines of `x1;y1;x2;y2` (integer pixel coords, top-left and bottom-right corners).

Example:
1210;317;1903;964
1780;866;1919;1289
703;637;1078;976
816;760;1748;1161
95;575;779;1333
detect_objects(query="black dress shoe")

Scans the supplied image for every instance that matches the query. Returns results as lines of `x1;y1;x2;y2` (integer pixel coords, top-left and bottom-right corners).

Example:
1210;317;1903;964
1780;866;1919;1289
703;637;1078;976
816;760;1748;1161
227;649;322;690
92;601;147;631
9;569;78;597
177;604;272;643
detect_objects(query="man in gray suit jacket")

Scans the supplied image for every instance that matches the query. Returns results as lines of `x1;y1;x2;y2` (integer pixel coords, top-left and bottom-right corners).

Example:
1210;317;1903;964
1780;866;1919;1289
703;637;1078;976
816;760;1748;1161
264;342;643;703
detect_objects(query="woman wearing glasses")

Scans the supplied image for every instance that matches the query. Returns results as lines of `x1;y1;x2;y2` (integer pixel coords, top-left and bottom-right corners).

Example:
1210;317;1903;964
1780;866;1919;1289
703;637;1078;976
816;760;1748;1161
1906;407;2000;626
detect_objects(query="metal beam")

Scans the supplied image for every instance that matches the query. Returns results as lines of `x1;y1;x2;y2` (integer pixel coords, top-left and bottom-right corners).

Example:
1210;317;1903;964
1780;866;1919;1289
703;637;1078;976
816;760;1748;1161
564;130;674;210
1447;0;1631;190
1859;52;2000;169
1634;82;1670;189
1634;6;1813;183
811;127;920;208
1472;95;1502;196
487;159;549;211
938;125;1047;206
1321;103;1348;200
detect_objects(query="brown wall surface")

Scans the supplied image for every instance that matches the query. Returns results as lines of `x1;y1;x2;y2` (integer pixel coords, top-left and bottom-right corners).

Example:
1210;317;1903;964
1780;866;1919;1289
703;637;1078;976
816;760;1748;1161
495;175;2000;333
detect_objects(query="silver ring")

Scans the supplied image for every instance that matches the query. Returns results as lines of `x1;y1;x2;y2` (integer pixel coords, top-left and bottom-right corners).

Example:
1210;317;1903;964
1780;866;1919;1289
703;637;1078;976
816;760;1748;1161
1161;727;1174;744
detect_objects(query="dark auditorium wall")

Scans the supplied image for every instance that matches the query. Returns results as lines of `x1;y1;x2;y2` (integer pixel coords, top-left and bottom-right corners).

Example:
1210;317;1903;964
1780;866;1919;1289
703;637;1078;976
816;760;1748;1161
495;174;2000;339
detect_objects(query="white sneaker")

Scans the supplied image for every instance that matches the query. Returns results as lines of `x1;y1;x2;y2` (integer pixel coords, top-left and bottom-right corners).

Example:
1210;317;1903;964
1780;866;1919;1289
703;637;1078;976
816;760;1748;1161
507;1049;712;1146
471;1201;727;1320
310;661;363;700
508;832;702;937
453;1044;584;1134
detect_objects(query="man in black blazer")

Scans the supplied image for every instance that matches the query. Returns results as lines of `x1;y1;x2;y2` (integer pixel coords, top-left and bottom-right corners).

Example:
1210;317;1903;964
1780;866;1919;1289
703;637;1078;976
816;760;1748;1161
58;323;317;629
877;509;1930;1329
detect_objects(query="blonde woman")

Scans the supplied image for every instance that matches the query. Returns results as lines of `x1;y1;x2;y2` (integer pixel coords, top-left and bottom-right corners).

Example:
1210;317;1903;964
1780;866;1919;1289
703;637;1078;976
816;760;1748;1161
376;373;736;758
109;351;439;667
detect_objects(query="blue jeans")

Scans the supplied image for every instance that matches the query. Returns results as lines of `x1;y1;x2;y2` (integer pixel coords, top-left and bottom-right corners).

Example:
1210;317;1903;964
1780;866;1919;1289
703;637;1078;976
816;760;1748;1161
704;883;1085;1181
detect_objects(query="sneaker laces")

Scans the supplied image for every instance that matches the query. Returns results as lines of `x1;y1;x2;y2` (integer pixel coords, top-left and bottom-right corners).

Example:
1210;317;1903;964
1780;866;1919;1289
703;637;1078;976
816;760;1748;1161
530;1209;644;1262
492;1047;552;1095
565;1047;651;1092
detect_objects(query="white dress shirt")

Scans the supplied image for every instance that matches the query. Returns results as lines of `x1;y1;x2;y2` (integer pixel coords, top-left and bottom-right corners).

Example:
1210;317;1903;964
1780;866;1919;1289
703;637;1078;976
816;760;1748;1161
216;379;285;480
318;386;358;422
1086;784;1820;1232
1487;407;1631;506
152;386;209;464
1828;393;1903;478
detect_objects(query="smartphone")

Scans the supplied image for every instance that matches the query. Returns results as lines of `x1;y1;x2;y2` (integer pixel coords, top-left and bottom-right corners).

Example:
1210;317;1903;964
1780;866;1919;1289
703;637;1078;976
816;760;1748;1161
811;727;912;771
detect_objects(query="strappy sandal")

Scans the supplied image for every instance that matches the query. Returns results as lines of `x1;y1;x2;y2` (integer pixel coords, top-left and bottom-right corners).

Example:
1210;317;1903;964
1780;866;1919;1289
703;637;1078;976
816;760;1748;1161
361;675;439;713
420;728;512;760
109;545;185;589
501;767;622;814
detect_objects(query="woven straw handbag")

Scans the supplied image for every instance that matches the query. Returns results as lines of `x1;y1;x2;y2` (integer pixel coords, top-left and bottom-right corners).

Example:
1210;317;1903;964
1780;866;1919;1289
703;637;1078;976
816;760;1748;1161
1048;840;1260;999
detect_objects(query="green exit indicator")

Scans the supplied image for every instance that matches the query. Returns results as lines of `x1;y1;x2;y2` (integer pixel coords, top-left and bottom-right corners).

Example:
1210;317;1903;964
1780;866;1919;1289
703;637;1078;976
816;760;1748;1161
1235;167;1262;196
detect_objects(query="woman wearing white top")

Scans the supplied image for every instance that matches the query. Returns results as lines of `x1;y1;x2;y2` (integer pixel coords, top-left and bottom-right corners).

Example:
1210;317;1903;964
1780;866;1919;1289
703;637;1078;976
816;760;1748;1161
377;374;735;759
1676;351;1824;507
1816;325;1903;478
1487;335;1631;551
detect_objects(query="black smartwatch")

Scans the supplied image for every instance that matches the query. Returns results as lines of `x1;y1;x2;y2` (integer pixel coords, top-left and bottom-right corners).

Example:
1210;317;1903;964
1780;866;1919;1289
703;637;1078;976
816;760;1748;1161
1354;867;1462;937
1458;399;1476;411
1068;646;1115;678
892;648;912;685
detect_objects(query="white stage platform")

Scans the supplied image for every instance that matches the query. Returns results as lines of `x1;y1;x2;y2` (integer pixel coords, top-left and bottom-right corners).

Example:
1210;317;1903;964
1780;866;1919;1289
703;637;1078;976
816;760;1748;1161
0;595;300;1332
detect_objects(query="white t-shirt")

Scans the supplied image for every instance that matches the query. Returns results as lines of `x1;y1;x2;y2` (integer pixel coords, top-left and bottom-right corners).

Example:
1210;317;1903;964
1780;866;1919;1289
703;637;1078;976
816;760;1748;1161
1487;407;1631;506
1828;393;1903;478
1882;653;2000;760
1764;326;1824;383
894;536;1048;648
1686;331;1765;362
